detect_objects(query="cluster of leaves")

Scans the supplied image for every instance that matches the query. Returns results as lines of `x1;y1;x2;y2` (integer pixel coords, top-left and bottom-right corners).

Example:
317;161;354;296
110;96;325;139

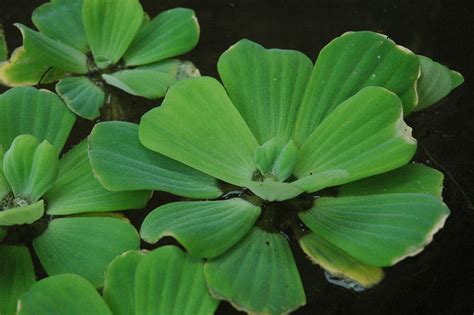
0;0;200;120
0;0;465;314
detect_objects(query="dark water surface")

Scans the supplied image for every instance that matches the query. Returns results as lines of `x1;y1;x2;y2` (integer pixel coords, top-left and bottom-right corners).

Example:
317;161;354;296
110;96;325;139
1;0;473;314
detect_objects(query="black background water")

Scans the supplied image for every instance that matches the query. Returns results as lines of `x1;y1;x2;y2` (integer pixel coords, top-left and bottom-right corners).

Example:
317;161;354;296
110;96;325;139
1;0;473;314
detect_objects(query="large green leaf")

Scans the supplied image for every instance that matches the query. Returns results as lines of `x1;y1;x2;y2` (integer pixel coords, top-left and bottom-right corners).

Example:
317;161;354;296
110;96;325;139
17;274;112;315
16;24;88;74
0;87;76;154
299;193;449;267
135;246;219;315
0;47;64;86
33;217;140;287
103;250;145;315
88;121;221;198
293;87;417;193
82;0;143;68
56;76;105;120
141;199;261;258
0;245;35;315
3;135;59;202
102;69;176;99
32;0;88;52
414;55;464;111
205;228;306;314
299;232;383;289
139;77;258;187
124;8;199;66
338;163;444;197
218;39;313;144
0;200;44;226
294;31;420;145
45;140;150;216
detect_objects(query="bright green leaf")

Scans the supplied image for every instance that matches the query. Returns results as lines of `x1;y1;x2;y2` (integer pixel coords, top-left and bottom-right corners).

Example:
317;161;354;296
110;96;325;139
32;0;88;52
338;163;444;197
135;246;219;315
139;77;258;187
246;180;304;201
102;69;176;99
0;147;10;200
0;47;64;86
33;217;140;287
414;55;464;111
299;232;383;289
139;58;201;80
124;8;199;66
218;39;313;143
0;245;35;315
82;0;143;68
3;135;59;202
205;228;306;314
103;250;145;315
294;31;420;145
17;274;112;315
16;23;88;74
140;199;261;258
56;76;104;120
45;140;150;216
0;87;76;154
88;121;221;198
294;87;417;193
0;200;44;226
299;193;449;267
254;138;299;183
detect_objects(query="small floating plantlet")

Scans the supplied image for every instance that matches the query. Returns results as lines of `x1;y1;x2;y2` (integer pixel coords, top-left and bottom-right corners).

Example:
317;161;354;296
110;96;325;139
89;31;463;314
0;0;200;120
0;87;150;315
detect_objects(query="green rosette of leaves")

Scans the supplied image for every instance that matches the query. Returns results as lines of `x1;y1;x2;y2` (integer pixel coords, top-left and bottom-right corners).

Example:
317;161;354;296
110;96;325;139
15;246;219;315
0;87;151;315
89;31;463;314
0;0;200;120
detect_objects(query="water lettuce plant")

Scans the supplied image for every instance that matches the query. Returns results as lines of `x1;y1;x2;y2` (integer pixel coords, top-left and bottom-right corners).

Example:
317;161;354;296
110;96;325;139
15;246;219;315
0;0;200;120
89;31;463;314
0;87;150;315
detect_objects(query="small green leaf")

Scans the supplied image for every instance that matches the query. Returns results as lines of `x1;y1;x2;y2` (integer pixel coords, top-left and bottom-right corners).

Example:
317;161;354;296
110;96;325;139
246;180;304;201
0;26;7;62
274;140;298;182
299;193;449;267
0;200;44;226
294;31;420;145
33;217;140;287
140;199;261;258
32;0;88;52
124;8;199;66
0;245;35;315
135;246;219;315
56;76;105;120
82;0;143;68
218;39;313;144
255;138;299;182
3;135;59;202
294;87;417;193
88;121;221;198
0;87;76;154
103;251;145;315
338;163;444;197
102;69;176;99
205;228;306;314
16;23;88;74
299;232;384;289
0;147;10;200
17;274;112;315
0;47;64;86
139;77;258;187
139;58;201;80
45;140;150;216
414;55;464;111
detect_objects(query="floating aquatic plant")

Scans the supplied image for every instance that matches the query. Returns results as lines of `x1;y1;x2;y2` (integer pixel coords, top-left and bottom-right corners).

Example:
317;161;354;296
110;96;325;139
15;246;219;315
0;0;200;120
89;31;463;314
0;87;150;315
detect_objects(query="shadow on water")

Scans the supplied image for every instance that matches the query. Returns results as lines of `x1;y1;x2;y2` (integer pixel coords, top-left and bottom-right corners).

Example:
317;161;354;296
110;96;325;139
1;0;473;314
